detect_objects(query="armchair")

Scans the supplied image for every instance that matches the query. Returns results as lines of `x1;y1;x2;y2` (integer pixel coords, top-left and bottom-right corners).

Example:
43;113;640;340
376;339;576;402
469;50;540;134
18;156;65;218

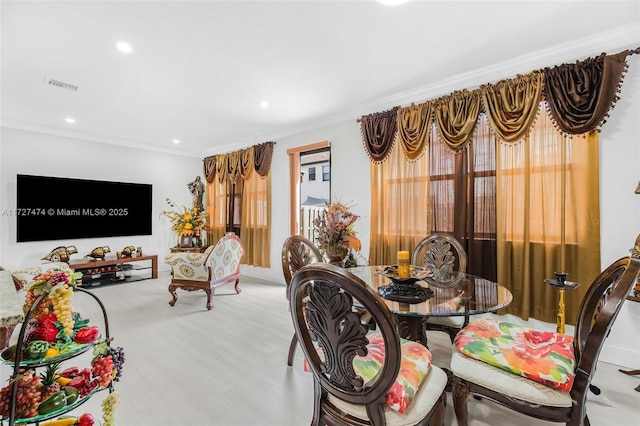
165;232;244;310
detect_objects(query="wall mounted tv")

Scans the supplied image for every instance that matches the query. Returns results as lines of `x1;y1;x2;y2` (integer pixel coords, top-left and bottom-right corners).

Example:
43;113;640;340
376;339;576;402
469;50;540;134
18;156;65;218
16;174;153;242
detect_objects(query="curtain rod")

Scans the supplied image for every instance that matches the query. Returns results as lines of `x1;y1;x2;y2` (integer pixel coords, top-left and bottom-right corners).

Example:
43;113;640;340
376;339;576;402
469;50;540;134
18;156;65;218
355;46;640;123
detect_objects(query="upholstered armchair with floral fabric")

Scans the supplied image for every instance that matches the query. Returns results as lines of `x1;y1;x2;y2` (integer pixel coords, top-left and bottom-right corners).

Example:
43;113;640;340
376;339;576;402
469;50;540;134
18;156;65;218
164;232;244;310
164;246;215;282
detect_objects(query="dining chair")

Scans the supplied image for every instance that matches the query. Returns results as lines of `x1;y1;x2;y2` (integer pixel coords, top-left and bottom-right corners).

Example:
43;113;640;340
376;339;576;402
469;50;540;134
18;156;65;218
411;233;469;342
281;234;324;366
290;262;447;426
450;254;640;426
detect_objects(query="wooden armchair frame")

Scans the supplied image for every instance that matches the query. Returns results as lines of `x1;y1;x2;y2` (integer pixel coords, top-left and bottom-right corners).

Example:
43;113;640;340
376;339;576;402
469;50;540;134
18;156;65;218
451;255;640;426
165;232;244;310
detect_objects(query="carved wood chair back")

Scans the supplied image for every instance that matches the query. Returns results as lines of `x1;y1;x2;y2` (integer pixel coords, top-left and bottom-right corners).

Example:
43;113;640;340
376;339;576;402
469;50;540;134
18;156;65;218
290;263;447;426
281;234;324;301
412;233;469;341
411;233;467;282
281;234;324;366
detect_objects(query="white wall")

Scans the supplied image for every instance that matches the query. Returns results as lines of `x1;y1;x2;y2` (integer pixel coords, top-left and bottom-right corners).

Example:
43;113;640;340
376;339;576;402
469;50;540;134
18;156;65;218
0;127;202;270
596;53;640;367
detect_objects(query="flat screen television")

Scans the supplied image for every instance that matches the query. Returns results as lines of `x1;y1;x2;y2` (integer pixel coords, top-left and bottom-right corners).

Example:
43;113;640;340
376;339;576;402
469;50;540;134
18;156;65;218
16;174;153;242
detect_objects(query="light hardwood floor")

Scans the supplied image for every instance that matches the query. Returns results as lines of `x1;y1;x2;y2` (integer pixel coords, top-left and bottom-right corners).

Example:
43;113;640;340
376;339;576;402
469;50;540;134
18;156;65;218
6;272;639;425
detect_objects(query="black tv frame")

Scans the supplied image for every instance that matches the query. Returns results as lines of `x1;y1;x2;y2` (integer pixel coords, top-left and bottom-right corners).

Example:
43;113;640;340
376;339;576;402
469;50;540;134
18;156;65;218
16;174;153;242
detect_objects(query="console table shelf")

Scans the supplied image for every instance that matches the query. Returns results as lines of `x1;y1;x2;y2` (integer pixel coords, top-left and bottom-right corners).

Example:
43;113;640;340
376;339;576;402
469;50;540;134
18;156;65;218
69;254;157;287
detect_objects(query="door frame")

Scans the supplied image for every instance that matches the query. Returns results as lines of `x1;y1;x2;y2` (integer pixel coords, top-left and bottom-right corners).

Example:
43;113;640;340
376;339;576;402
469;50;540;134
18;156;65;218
287;140;330;235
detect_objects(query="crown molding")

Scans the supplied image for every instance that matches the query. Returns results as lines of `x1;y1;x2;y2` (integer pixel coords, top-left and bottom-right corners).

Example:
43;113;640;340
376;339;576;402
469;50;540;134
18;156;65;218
0;119;203;158
247;23;640;144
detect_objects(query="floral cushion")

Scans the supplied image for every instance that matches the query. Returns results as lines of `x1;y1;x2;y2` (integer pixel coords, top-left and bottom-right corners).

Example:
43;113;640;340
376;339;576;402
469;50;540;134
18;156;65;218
305;330;432;414
454;319;576;392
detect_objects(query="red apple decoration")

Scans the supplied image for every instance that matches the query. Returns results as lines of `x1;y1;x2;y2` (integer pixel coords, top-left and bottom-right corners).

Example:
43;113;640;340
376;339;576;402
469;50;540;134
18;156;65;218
78;413;95;426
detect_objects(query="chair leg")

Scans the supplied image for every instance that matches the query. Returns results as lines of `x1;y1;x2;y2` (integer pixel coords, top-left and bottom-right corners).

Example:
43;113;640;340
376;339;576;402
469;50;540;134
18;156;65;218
452;376;470;426
287;333;298;366
205;288;213;310
234;279;241;294
447;327;458;343
428;391;446;426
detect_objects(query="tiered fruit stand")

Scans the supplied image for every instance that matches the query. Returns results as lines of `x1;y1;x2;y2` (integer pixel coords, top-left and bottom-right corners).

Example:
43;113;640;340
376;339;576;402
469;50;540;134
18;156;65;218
1;268;123;426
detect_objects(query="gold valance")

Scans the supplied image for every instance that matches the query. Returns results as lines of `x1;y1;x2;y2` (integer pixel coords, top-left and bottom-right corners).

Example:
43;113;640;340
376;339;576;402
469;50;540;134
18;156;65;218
203;141;276;184
434;89;481;152
481;71;543;142
359;49;635;162
396;102;433;160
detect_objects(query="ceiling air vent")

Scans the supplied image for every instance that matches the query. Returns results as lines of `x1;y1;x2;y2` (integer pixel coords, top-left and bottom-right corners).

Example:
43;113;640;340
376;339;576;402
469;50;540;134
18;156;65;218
45;78;79;92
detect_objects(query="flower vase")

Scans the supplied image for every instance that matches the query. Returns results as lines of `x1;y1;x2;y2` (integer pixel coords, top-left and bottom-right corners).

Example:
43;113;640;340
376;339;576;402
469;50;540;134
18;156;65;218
325;248;348;267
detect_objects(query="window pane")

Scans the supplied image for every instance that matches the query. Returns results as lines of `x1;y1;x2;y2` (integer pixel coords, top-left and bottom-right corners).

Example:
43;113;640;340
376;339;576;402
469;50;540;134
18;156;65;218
322;165;330;181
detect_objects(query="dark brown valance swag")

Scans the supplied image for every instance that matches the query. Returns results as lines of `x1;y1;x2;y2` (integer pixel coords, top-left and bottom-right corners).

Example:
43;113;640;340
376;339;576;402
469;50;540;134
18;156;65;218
544;50;628;135
359;49;634;162
203;141;276;183
360;107;398;163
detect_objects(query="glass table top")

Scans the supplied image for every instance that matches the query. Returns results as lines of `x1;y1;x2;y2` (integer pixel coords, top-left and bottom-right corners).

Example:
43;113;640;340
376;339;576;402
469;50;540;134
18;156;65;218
348;265;513;317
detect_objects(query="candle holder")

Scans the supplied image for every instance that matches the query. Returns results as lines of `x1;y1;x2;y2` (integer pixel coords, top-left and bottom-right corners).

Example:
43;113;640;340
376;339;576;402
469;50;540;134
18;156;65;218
376;265;434;303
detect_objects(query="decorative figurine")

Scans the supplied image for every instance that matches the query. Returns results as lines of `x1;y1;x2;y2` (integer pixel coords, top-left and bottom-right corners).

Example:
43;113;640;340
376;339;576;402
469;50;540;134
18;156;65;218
85;246;111;261
136;247;143;257
187;175;205;212
121;246;136;257
42;245;78;263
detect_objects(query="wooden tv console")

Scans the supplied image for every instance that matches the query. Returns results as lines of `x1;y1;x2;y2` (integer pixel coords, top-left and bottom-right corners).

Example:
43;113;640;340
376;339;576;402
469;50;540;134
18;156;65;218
69;254;158;286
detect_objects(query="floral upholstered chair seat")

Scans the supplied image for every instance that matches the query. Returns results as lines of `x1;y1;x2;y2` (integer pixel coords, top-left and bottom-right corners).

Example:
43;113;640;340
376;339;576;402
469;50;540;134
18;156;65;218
164;247;215;281
305;330;441;416
451;318;576;406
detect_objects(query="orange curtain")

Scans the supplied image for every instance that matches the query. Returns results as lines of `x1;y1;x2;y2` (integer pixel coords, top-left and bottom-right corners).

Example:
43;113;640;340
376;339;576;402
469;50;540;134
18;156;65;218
369;139;430;265
240;168;271;267
203;142;274;267
496;106;600;323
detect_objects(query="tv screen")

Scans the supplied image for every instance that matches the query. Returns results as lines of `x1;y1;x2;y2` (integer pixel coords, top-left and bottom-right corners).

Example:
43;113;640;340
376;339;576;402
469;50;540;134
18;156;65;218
16;174;153;242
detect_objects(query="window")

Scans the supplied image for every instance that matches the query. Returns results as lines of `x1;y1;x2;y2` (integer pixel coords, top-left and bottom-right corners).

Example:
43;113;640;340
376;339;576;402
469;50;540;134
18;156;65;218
322;165;330;181
308;167;316;181
429;116;496;240
226;176;243;236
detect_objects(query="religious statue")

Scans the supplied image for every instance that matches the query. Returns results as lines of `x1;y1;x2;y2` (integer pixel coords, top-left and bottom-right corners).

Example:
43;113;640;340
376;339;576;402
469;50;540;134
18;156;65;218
187;175;205;212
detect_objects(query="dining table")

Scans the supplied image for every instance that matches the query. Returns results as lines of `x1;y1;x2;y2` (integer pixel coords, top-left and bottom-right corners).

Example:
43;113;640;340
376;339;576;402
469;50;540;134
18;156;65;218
347;265;513;347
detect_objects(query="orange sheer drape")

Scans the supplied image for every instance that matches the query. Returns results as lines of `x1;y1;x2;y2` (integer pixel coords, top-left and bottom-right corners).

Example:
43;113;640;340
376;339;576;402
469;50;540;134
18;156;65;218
203;142;274;268
365;51;625;323
497;107;600;323
369;140;430;265
240;168;271;267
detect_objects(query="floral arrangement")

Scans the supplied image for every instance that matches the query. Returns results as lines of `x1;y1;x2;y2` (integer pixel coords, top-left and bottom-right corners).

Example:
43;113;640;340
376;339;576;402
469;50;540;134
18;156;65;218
313;202;362;262
162;199;207;235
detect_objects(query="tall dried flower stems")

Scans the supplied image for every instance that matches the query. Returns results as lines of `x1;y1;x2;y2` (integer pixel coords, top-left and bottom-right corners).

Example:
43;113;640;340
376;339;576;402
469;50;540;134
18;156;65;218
313;202;361;263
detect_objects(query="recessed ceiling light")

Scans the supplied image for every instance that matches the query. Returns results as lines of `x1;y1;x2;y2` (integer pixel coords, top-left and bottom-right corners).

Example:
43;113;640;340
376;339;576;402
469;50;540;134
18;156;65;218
65;117;76;124
172;139;180;144
116;42;133;53
260;101;269;108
